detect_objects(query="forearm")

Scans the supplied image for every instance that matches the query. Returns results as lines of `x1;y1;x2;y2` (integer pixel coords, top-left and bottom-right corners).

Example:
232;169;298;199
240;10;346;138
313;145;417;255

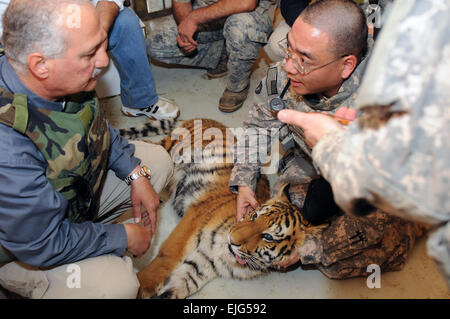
312;116;446;226
95;1;120;32
172;1;193;25
229;101;282;193
185;0;258;25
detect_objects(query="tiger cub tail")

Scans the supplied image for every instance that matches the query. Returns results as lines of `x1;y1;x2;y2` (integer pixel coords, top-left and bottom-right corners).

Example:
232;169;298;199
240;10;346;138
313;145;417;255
119;118;179;140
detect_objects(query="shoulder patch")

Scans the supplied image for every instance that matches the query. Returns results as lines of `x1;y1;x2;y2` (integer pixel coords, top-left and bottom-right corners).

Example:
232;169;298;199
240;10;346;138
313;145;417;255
266;66;278;96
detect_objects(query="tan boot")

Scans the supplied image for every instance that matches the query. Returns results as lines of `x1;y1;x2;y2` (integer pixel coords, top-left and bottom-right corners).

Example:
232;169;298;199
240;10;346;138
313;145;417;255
218;85;249;113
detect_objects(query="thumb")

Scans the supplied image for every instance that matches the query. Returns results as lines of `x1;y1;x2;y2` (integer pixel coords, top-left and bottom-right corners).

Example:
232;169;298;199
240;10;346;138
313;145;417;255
277;109;308;128
249;197;259;210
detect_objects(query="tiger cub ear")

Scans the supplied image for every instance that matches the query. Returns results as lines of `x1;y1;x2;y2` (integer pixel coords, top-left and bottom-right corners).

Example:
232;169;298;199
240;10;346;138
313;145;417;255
276;183;291;202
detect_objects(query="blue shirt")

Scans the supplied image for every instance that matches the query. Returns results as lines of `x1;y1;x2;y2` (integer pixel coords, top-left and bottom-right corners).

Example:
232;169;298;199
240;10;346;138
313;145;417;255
0;55;138;267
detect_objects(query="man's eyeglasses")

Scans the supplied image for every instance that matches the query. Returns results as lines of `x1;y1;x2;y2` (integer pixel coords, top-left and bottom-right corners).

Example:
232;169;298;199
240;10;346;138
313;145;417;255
278;33;347;76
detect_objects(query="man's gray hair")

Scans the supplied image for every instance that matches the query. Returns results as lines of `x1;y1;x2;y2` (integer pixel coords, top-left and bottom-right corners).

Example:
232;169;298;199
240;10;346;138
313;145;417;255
2;0;89;74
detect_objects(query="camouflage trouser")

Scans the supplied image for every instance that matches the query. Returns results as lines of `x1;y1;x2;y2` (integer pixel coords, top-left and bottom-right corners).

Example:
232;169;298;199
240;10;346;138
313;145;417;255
299;210;427;279
147;3;274;92
273;149;319;208
273;150;427;279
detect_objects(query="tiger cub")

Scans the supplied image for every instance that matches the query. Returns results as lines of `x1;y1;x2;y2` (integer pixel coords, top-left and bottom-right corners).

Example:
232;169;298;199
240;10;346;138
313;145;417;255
120;119;326;299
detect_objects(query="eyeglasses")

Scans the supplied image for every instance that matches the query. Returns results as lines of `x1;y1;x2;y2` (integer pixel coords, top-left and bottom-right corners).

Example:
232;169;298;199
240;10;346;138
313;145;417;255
278;33;347;75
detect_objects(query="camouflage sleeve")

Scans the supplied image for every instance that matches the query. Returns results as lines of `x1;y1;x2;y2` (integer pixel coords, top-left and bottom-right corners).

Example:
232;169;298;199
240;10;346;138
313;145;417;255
229;64;286;193
229;99;282;193
313;0;450;225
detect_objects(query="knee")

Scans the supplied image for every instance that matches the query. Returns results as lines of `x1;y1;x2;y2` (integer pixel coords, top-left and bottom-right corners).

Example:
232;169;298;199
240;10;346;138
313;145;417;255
223;14;249;45
111;8;142;35
133;142;174;193
43;255;140;299
98;256;140;299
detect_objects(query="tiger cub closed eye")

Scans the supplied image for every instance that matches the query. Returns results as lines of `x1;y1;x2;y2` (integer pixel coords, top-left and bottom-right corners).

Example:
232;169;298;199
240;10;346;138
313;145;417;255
120;118;326;299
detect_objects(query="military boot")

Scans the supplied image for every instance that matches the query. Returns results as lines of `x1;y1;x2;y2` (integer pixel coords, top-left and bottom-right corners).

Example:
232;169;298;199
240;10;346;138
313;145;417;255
218;85;249;113
206;50;228;79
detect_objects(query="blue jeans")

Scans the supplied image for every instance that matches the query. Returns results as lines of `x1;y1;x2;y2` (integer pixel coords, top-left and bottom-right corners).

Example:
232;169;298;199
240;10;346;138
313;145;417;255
107;8;158;109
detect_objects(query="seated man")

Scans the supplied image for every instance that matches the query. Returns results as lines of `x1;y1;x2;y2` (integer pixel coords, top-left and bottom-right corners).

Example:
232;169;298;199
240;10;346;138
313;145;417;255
0;0;173;298
147;0;276;113
230;0;423;279
95;0;179;120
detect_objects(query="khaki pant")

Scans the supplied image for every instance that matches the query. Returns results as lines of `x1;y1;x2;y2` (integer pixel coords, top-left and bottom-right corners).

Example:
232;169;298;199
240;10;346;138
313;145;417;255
0;141;173;299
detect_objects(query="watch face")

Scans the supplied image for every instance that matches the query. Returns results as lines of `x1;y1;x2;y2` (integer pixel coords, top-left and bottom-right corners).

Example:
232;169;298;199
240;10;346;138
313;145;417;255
142;165;151;177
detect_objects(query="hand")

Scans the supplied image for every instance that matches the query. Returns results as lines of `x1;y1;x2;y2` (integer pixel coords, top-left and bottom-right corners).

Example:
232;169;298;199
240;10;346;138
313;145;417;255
177;16;199;53
123;223;152;257
274;248;301;269
236;186;259;221
129;170;160;234
277;107;356;147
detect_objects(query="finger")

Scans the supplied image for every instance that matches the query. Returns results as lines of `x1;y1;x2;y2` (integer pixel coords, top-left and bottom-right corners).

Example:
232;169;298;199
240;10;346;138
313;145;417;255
148;210;157;235
132;202;142;224
249;198;260;210
335;107;357;121
186;36;198;47
277;109;308;127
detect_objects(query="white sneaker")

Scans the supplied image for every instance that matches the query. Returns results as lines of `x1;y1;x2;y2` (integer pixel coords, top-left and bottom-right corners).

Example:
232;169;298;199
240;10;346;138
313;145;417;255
121;97;180;120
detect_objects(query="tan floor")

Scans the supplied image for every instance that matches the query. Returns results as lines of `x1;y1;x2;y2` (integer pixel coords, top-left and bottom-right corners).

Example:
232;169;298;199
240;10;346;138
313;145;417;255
101;51;449;299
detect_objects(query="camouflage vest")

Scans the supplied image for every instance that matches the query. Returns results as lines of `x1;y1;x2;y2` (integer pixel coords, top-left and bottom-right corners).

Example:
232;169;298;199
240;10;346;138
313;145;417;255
0;88;111;223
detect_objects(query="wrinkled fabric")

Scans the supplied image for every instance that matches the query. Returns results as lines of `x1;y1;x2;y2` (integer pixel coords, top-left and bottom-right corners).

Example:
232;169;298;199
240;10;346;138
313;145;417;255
312;0;450;284
147;0;276;92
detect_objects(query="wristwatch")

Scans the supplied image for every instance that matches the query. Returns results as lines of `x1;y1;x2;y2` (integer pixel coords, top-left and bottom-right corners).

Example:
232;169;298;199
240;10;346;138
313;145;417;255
124;165;151;185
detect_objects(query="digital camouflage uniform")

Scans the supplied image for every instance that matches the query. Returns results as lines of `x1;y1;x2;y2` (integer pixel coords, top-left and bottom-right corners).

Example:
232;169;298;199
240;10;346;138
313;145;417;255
229;40;426;279
312;0;450;284
147;0;276;93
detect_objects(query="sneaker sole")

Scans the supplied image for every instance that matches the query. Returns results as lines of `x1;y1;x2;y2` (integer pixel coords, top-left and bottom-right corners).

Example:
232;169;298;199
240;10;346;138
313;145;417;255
121;108;180;120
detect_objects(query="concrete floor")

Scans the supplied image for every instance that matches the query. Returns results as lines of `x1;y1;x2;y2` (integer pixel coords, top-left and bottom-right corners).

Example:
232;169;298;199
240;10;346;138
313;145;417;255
100;47;449;299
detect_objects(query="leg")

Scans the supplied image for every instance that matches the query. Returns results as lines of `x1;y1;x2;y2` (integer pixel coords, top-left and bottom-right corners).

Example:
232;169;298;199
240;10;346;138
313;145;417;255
108;8;179;119
0;255;139;299
154;250;218;299
264;20;290;63
219;8;274;111
147;15;225;70
108;8;157;108
97;141;173;223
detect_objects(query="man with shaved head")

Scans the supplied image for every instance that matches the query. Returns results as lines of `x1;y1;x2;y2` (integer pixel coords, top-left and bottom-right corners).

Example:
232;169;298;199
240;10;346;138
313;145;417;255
229;0;424;279
0;0;173;298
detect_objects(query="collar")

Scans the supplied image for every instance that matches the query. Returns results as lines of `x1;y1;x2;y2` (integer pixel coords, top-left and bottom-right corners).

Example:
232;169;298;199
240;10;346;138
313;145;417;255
0;55;65;111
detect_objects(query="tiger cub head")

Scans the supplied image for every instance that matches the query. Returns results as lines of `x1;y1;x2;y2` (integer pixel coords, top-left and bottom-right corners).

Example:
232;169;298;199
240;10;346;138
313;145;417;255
228;184;327;271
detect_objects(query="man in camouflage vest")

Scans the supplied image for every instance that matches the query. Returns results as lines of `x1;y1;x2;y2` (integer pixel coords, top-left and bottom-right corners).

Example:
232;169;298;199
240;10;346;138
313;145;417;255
0;0;173;298
278;0;449;284
146;0;276;112
229;0;425;279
